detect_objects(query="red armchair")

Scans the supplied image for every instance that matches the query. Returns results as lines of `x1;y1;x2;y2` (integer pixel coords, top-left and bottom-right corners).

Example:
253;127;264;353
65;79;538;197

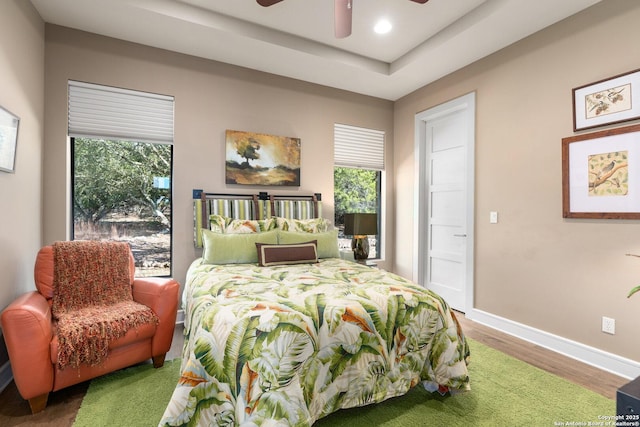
0;243;180;414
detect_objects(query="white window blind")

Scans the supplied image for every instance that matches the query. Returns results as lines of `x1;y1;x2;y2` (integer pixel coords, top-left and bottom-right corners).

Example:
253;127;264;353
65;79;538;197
334;123;385;170
68;81;174;144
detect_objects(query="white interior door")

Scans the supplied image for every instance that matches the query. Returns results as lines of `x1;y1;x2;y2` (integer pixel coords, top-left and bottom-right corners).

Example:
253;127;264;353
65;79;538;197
414;93;475;312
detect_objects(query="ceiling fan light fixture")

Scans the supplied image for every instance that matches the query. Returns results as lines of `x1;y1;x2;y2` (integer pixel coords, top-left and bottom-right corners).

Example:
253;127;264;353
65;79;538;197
374;19;392;34
256;0;284;6
335;0;353;38
259;0;427;38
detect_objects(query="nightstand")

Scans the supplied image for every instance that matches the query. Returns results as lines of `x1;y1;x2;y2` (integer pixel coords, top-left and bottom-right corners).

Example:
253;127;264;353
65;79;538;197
618;376;640;415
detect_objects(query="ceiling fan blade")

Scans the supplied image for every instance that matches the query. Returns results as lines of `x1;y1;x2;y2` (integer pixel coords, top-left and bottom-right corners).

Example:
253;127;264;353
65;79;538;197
257;0;284;6
335;0;352;38
409;0;429;3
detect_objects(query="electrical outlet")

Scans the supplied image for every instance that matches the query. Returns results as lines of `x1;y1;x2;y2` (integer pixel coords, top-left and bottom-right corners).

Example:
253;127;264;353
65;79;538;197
489;211;498;224
602;316;615;335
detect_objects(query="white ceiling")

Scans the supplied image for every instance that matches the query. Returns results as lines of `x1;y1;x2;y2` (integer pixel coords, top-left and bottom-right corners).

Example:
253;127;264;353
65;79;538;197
31;0;601;101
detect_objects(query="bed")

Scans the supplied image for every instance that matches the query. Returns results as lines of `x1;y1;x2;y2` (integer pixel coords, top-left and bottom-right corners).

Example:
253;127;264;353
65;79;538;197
159;192;470;426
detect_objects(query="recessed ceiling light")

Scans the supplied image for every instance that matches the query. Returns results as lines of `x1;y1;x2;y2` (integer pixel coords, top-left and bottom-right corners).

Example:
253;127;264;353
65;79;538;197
374;19;392;34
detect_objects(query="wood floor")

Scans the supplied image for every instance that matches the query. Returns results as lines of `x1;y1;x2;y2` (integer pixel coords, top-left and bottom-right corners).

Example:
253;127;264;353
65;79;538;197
455;313;629;399
0;313;629;426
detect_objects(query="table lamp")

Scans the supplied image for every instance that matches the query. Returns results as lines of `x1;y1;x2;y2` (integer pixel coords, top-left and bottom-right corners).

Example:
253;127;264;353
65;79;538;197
343;213;377;260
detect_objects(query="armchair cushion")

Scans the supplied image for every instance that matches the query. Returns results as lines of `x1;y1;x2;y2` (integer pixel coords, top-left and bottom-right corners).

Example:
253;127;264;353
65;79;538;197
49;321;157;365
34;246;55;299
34;245;135;299
51;241;158;370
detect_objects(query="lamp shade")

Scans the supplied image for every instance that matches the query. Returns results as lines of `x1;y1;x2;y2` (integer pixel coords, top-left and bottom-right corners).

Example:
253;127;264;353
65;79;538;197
344;213;378;236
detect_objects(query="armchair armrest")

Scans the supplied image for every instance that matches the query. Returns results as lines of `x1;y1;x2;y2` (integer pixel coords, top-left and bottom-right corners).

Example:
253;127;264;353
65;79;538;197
0;291;54;401
132;277;179;357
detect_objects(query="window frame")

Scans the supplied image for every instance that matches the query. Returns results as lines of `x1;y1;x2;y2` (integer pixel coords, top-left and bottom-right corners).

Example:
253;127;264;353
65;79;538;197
333;166;384;261
70;137;174;277
67;81;175;278
333;123;386;260
333;123;385;261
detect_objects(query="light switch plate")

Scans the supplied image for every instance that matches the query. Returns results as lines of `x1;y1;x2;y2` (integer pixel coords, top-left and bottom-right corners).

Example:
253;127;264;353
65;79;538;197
489;211;498;224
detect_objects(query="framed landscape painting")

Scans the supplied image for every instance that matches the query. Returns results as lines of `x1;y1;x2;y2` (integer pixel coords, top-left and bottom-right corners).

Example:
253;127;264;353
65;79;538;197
562;123;640;219
225;130;301;186
573;69;640;131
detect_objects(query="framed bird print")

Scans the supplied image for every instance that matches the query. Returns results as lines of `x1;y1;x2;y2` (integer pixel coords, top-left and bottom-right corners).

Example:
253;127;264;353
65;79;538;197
562;123;640;219
572;69;640;131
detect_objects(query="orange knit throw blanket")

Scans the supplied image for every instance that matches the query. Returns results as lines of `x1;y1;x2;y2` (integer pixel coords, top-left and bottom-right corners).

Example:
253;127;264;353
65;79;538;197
52;241;158;370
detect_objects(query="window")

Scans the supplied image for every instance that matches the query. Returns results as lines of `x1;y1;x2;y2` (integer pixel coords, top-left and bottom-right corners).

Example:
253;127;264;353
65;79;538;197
68;81;174;277
334;123;384;259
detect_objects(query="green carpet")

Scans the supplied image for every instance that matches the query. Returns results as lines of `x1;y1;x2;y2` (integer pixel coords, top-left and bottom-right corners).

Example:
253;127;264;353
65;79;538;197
73;339;616;427
73;359;181;427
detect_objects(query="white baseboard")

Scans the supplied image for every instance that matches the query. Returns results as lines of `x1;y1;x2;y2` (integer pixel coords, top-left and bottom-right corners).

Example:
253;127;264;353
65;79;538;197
176;309;185;325
467;308;640;380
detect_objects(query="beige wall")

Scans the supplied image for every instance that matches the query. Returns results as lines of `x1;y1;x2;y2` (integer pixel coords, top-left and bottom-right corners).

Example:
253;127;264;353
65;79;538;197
394;0;640;362
6;0;638;380
43;25;394;289
0;2;44;309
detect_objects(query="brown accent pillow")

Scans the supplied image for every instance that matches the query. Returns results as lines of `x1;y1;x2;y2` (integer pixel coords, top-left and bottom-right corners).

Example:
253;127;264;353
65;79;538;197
256;241;318;267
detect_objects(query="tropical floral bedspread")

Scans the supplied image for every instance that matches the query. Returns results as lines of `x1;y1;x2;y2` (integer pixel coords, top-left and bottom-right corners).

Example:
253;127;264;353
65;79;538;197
159;258;470;427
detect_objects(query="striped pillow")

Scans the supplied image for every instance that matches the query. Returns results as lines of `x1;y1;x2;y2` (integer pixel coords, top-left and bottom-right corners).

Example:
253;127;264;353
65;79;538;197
209;198;254;219
273;200;316;219
255;241;318;267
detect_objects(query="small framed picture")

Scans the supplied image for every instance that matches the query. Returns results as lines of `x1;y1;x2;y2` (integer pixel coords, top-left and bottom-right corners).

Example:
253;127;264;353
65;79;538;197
0;105;19;173
562;123;640;219
573;69;640;132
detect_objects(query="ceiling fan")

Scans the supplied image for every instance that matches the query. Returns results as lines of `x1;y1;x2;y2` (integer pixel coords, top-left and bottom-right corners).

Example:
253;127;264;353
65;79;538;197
257;0;429;39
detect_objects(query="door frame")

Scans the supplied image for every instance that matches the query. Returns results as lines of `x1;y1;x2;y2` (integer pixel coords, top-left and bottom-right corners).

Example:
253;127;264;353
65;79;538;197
413;92;476;313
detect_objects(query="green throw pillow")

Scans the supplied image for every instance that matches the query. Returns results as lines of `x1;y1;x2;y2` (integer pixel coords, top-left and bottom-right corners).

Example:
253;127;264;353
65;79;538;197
277;229;340;259
202;229;278;264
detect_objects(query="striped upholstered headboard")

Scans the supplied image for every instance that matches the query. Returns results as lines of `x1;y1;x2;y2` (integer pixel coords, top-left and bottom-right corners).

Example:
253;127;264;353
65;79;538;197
193;190;322;247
